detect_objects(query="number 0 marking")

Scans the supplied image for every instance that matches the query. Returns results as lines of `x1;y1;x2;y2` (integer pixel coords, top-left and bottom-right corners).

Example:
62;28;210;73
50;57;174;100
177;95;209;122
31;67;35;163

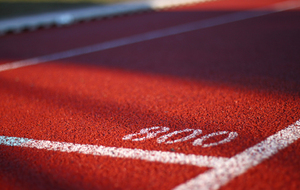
157;129;202;144
193;131;239;147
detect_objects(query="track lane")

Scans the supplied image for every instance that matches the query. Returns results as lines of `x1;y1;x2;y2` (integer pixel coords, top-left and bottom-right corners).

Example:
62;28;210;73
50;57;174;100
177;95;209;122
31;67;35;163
0;0;300;189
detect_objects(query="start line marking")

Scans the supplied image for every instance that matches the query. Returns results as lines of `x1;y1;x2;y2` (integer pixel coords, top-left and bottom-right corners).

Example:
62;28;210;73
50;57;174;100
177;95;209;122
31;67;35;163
0;1;299;72
1;120;300;190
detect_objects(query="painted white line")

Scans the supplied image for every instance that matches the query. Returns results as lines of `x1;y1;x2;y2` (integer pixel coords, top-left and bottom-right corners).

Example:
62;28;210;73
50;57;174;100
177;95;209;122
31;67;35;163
0;0;299;72
174;120;300;190
0;135;227;168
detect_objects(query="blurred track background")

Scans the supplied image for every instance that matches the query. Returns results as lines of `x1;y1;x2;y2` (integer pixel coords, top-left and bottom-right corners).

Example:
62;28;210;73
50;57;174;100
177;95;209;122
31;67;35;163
0;0;133;19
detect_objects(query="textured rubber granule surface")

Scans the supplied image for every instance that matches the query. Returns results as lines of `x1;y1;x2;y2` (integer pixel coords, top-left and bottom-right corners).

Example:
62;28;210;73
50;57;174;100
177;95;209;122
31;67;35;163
0;0;299;189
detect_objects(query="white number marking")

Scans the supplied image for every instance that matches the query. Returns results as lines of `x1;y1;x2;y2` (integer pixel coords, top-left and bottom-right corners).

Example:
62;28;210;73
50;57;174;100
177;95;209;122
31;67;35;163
123;127;238;147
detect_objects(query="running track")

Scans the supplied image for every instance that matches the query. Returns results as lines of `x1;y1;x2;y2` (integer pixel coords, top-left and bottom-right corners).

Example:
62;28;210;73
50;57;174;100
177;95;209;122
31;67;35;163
0;0;300;189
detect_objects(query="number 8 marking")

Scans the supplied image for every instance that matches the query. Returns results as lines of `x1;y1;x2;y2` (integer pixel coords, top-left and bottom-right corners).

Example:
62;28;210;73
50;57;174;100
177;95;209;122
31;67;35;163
122;126;170;141
157;129;202;144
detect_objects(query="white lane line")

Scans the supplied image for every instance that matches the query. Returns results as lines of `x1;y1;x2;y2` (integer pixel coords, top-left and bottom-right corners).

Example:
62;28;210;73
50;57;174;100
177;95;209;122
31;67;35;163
0;0;299;72
0;135;228;168
174;120;300;190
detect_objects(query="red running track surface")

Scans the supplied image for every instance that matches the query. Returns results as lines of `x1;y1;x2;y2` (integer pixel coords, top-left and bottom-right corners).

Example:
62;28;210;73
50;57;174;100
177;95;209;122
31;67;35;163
0;0;300;189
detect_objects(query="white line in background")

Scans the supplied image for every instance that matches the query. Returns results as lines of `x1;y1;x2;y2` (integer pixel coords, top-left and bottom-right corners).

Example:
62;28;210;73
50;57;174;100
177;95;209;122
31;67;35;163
0;1;299;72
0;135;227;168
174;120;300;190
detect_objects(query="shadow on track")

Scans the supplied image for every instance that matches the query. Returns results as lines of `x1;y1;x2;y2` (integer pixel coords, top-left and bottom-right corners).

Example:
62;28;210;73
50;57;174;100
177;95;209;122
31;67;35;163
62;10;300;96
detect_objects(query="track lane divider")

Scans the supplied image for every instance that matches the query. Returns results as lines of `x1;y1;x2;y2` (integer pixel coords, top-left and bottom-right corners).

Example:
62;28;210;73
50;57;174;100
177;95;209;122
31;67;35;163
0;135;227;168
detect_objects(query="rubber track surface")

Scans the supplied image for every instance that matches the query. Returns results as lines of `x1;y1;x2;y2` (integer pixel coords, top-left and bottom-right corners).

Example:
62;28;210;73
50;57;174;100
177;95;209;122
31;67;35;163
0;0;299;189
